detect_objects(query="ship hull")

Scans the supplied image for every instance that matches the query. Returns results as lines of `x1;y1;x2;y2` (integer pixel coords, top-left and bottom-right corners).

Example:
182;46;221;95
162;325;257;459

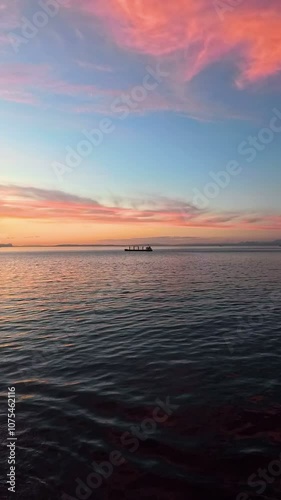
124;249;153;251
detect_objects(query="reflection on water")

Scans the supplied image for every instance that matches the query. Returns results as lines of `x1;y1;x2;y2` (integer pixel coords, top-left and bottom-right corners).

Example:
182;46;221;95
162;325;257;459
1;248;281;499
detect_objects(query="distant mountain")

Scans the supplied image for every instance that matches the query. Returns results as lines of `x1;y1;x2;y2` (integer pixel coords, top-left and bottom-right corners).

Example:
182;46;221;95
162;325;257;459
95;237;281;247
5;239;281;248
55;239;281;248
236;240;281;247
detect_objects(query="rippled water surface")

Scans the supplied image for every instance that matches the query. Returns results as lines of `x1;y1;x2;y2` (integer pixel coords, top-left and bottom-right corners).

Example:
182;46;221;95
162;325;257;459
1;248;281;500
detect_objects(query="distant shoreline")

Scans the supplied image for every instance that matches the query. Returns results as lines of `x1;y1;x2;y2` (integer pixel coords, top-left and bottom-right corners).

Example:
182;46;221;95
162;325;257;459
1;243;281;248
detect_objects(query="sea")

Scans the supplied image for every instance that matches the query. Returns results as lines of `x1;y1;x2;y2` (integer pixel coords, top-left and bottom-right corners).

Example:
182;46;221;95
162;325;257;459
1;247;281;500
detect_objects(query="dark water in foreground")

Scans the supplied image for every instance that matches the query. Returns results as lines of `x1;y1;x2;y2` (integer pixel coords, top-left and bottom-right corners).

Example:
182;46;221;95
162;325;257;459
1;248;281;500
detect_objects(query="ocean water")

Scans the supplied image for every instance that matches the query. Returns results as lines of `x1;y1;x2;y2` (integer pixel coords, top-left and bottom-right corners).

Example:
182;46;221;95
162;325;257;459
1;247;281;500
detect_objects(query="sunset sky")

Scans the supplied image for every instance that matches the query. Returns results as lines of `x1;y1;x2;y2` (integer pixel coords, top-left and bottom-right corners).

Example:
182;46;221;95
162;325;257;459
1;0;281;245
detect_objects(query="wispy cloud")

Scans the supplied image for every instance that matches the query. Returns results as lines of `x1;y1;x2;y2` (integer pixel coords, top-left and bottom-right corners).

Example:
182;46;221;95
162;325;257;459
0;61;207;119
75;60;113;73
1;185;281;231
1;1;281;121
0;63;118;107
69;0;281;88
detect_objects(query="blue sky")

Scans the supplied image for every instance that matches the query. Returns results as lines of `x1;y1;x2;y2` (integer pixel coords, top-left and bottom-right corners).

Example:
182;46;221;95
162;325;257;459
1;0;281;245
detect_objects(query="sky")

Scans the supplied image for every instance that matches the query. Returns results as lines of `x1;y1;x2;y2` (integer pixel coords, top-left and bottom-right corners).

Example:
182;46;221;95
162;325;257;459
1;0;281;246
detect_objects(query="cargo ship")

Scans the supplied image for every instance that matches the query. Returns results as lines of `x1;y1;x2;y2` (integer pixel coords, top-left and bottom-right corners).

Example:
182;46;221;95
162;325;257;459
124;245;153;252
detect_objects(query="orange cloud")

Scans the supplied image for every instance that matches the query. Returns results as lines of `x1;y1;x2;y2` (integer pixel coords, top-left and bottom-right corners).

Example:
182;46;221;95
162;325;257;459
1;185;281;232
75;0;281;87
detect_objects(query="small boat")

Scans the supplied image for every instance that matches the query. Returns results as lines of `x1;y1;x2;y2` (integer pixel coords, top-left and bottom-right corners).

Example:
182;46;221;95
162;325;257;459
125;245;153;252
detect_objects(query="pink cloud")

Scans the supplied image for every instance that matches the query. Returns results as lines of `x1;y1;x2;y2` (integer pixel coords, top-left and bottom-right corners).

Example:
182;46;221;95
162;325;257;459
70;0;281;88
0;0;22;30
0;61;210;119
0;63;118;107
1;185;281;231
0;63;47;105
1;1;281;120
